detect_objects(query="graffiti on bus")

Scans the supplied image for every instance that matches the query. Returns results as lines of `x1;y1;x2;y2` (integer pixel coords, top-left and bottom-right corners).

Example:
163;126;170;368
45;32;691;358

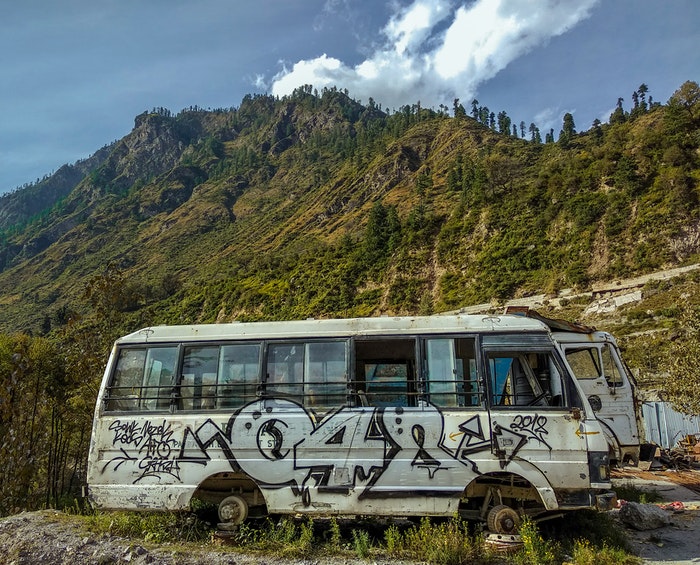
103;399;550;496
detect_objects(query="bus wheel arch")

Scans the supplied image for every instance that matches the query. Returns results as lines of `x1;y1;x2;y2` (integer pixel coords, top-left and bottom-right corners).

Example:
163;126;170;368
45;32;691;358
191;472;268;522
461;471;549;527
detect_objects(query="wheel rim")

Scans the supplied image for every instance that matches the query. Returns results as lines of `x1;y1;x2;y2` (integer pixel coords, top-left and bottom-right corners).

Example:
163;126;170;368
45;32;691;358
487;504;521;534
218;495;248;525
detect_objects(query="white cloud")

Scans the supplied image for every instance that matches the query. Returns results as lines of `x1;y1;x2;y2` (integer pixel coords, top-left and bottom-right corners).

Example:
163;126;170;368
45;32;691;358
533;107;559;133
270;0;599;110
384;0;450;56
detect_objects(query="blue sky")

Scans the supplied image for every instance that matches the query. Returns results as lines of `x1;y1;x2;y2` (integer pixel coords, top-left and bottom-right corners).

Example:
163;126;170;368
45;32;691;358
1;0;698;195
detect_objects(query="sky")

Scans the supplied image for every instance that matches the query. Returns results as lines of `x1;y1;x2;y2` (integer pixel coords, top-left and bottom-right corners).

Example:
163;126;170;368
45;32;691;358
1;0;698;195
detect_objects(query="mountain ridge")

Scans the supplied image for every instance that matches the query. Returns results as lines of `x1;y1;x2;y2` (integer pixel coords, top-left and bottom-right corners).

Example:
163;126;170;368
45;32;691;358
0;82;698;334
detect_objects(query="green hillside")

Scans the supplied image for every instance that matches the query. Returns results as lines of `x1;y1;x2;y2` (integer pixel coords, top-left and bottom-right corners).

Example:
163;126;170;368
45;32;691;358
1;82;699;335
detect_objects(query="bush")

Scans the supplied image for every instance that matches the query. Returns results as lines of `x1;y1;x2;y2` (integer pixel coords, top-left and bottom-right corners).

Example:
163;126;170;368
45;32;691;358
384;517;490;565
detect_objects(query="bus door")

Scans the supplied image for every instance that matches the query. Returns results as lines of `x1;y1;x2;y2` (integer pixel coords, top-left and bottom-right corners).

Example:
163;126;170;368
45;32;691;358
481;335;598;505
560;338;641;463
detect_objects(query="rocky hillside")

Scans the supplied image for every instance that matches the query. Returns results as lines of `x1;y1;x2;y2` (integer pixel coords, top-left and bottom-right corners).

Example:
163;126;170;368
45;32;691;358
0;82;698;335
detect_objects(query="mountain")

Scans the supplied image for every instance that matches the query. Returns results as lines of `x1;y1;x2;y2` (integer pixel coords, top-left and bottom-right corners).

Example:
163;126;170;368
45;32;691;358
0;82;699;335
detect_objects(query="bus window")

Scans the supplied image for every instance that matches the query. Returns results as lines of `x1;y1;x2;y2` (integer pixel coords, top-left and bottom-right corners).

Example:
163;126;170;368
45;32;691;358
487;351;564;408
264;341;347;408
565;348;601;380
218;343;261;408
181;346;219;410
106;347;178;411
107;349;146;411
424;338;480;407
565;345;624;388
266;343;304;402
305;341;347;409
141;348;178;410
355;339;416;407
601;344;624;387
364;362;409;406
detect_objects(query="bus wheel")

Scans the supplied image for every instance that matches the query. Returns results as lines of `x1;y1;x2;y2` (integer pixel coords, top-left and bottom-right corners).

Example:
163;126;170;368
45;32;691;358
218;495;248;526
487;504;520;534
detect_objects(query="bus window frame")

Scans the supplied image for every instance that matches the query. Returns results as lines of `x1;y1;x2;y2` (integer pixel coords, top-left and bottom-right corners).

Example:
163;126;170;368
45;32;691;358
352;336;419;408
482;344;575;410
261;338;350;410
105;344;181;413
420;335;483;408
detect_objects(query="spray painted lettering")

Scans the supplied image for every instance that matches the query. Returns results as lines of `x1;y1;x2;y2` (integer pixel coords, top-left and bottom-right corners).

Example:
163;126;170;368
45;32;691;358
105;419;180;482
510;414;551;450
103;401;553;499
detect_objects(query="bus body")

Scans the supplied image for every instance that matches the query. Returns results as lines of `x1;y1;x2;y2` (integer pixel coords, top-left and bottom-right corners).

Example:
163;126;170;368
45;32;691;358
506;308;642;465
86;315;613;532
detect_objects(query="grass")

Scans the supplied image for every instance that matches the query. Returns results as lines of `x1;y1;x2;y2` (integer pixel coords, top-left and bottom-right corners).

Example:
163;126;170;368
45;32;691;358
75;509;643;565
82;509;211;544
614;482;664;504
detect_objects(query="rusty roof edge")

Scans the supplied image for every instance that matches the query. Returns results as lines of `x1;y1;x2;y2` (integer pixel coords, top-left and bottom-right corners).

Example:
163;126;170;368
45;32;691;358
503;306;596;333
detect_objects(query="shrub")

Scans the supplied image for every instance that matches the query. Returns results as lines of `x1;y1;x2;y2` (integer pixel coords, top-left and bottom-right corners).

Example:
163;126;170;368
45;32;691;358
513;517;558;565
352;528;371;558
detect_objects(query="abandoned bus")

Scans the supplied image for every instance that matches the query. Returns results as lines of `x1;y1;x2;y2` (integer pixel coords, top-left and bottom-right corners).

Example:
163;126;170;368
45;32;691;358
505;308;642;465
86;315;614;533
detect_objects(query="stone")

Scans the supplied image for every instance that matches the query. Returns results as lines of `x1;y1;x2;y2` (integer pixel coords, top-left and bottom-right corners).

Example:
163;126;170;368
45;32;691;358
619;501;671;530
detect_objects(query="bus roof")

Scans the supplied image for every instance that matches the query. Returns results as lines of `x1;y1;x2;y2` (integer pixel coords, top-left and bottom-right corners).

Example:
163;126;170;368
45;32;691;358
116;314;550;344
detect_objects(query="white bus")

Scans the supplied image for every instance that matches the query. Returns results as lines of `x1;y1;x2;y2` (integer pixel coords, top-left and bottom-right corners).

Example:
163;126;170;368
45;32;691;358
506;308;642;465
86;315;614;534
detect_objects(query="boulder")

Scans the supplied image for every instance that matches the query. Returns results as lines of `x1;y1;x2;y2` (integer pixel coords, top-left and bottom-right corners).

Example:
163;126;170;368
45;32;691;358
619;501;671;530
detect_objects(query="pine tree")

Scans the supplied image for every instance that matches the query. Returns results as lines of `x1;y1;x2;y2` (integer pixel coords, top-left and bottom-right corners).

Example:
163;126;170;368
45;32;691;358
610;97;626;125
559;113;576;147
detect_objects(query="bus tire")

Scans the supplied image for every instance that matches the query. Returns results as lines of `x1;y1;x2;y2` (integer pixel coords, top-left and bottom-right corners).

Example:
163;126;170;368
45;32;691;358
218;495;248;525
487;504;520;534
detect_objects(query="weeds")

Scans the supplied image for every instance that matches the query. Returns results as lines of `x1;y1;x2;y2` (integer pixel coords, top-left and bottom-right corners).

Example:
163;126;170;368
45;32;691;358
614;482;663;504
538;509;632;555
513;517;558;565
328;517;342;548
382;517;491;565
84;510;210;543
569;539;641;565
352;528;371;558
78;510;640;565
383;523;401;554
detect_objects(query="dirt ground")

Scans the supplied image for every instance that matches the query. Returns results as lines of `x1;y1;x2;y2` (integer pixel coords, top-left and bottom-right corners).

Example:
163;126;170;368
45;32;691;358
612;468;700;564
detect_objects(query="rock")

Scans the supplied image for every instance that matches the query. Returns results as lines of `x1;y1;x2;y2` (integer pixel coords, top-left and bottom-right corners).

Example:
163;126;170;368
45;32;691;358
619;501;672;530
